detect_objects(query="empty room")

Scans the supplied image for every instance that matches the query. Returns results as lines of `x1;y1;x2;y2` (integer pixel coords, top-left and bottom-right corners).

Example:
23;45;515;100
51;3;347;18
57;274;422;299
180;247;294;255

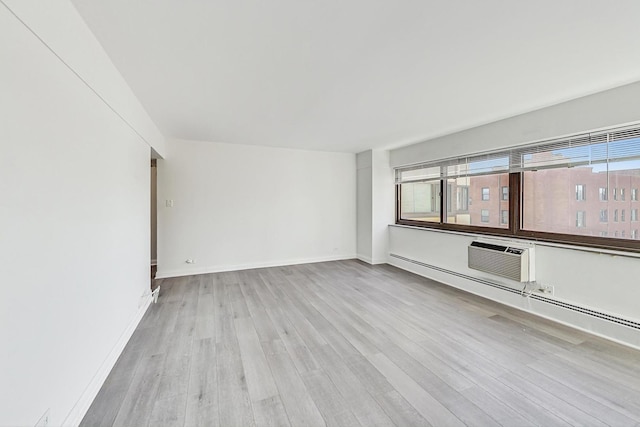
2;1;640;426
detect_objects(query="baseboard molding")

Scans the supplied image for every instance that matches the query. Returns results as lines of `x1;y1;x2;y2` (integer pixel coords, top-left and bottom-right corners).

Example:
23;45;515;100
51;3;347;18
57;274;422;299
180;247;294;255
155;254;357;279
389;254;640;351
62;294;153;426
356;255;373;264
356;255;389;265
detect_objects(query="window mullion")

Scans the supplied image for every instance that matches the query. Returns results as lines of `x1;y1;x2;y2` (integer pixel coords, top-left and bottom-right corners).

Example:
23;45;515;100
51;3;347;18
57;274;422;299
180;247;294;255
510;172;521;236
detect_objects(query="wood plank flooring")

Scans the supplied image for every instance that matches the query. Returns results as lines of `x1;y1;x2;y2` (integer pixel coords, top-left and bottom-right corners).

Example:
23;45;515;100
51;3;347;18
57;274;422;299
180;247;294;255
81;260;640;426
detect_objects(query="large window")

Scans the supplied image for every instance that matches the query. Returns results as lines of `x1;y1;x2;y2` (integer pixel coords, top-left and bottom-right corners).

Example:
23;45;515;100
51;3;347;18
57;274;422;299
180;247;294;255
396;124;640;251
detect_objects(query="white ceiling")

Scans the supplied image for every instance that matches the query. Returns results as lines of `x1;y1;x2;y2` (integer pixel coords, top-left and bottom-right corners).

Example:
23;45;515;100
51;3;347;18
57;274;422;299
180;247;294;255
71;0;640;153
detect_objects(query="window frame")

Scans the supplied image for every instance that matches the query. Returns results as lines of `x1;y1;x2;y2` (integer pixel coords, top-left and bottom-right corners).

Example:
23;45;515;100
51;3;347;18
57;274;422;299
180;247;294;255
481;187;490;201
397;173;640;252
395;124;640;253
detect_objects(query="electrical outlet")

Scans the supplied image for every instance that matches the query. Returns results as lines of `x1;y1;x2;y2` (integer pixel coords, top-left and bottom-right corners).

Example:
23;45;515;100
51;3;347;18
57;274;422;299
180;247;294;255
539;284;554;296
186;259;195;264
35;409;49;427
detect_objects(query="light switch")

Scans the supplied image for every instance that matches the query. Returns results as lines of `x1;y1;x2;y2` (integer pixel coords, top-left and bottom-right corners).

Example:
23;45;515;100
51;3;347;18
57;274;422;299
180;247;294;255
165;199;174;207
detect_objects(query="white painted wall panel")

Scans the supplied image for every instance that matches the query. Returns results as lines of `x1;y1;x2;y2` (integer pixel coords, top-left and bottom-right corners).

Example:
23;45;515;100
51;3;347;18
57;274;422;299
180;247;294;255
0;4;152;426
157;139;356;277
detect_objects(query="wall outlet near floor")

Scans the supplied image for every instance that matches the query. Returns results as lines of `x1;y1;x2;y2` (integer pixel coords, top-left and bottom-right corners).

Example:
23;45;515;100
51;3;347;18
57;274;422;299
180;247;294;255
538;283;555;296
185;258;195;264
35;409;49;427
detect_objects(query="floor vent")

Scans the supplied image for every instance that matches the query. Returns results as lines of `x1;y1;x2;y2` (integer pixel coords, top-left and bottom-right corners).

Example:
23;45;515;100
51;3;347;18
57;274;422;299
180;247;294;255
390;253;640;331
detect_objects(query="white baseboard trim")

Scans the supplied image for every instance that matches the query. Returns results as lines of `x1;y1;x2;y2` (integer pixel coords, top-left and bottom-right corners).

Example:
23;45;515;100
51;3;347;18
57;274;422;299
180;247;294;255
155;254;357;279
356;255;373;264
62;294;153;426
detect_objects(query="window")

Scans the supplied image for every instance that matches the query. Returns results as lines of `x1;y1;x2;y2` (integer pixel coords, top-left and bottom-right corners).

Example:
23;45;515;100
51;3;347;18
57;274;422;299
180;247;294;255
399;181;441;222
599;187;608;201
599;209;608;222
633;230;639;239
482;187;490;201
395;124;640;250
621;230;626;238
456;186;469;212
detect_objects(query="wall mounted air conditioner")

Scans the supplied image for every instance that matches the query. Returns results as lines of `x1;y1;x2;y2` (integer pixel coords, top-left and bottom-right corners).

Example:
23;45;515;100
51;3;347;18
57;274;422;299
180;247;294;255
468;240;535;282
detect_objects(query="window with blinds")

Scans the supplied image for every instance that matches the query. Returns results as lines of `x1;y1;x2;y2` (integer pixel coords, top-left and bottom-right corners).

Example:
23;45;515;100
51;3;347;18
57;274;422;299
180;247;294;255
395;124;640;250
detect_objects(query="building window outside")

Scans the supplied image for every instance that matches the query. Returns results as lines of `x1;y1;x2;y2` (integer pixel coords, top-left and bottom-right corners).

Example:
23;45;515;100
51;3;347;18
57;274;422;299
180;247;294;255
600;231;608;237
622;210;626;222
621;188;626;201
482;187;490;201
621;230;626;238
575;184;586;201
599;187;608;201
633;188;639;201
501;210;508;224
457;186;469;211
613;188;618;201
481;209;490;223
632;209;638;221
599;209;608;222
633;229;638;239
576;211;586;228
501;186;509;201
614;209;619;222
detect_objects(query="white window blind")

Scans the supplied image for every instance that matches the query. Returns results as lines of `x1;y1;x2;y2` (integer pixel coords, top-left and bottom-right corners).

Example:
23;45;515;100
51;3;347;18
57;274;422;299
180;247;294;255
395;124;640;179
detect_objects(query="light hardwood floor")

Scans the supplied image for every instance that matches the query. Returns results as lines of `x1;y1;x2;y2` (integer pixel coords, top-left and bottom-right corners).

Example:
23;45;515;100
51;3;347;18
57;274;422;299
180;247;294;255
81;260;640;426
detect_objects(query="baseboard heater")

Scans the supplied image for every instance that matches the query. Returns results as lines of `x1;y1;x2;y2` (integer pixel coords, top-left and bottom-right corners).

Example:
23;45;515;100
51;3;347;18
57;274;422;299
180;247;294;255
389;253;640;331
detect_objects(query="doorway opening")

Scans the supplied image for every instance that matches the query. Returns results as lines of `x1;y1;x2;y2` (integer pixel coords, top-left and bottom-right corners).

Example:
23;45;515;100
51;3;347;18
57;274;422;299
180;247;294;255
150;158;157;286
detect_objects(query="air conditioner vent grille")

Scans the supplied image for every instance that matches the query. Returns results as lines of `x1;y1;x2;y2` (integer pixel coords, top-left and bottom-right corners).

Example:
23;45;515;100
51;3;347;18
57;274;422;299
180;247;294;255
468;240;534;282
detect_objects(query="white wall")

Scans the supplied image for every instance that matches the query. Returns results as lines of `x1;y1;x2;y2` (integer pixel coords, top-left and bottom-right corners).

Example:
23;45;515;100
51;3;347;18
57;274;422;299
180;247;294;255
357;150;395;264
391;80;640;168
389;226;640;348
356;151;373;262
157;139;356;277
388;81;640;349
2;0;166;157
0;3;163;426
372;150;395;263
